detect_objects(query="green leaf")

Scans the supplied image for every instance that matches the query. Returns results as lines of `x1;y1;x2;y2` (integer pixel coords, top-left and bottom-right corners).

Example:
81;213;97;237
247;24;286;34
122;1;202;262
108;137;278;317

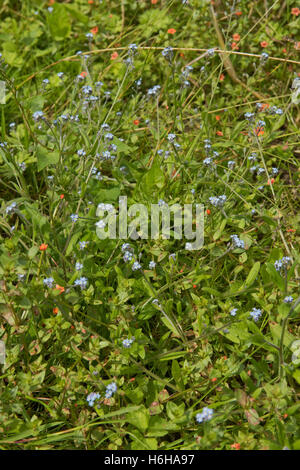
244;261;260;288
245;408;260;426
139;159;165;198
171;360;184;390
64;4;89;24
36;147;59;171
48;5;71;41
127;406;150;433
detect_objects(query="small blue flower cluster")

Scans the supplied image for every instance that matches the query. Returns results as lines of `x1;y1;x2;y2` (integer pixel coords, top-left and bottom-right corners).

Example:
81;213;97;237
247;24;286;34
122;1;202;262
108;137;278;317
43;277;55;288
70;214;79;222
6;201;17;214
86;392;100;407
162;46;174;62
209;195;227;208
147;85;161;97
78;241;89;250
77;149;86;157
105;382;117;399
284;296;293;304
122;337;135;348
274;257;291;272
249;307;262;322
196;407;214;423
231;235;245;249
74;276;88;290
33;111;44;122
132;261;141;271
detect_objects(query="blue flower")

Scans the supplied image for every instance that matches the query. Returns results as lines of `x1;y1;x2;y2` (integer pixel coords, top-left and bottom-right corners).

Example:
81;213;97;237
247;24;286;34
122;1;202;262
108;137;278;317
260;52;269;62
274;257;291;272
105;382;117;399
82;85;93;95
149;261;156;269
196;407;214;423
122;337;135;348
231;235;245;249
87;392;100;407
123;251;133;262
147;85;161;97
6;202;17;214
230;308;238;316
43;277;55;288
203;157;213;166
78;241;89;250
284;296;293;304
244;112;254;120
77;149;86;157
249;307;262;322
209;195;226;208
33;111;44;122
162;47;174;62
74;276;88;290
75;262;83;271
206;49;215;57
70;214;79;222
132;261;141;271
167;133;176;143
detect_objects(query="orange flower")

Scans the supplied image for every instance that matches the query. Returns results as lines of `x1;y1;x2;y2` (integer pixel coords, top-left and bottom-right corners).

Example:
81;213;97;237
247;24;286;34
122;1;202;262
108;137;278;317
231;42;239;50
39;243;48;251
90;26;98;35
55;284;65;294
260;41;268;48
215;115;221;121
260;103;269;110
206;209;211;215
219;73;225;82
235;11;242;16
133;119;140;125
231;443;241;450
88;0;94;3
211;377;217;382
216;130;223;136
80;71;87;77
151;0;158;4
179;52;185;58
254;125;264;136
267;178;275;185
232;33;240;41
287;229;296;233
282;48;287;54
110;52;119;60
167;28;176;34
60;194;64;199
291;7;300;16
49;0;55;4
53;307;59;314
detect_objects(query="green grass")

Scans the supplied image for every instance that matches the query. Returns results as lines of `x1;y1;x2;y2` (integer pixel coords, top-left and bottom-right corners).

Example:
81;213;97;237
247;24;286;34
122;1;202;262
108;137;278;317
0;0;299;450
